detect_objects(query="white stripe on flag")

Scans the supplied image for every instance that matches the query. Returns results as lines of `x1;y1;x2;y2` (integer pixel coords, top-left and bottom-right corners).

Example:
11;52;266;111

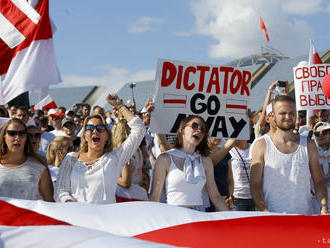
10;0;41;24
225;99;247;115
163;94;187;108
0;13;25;49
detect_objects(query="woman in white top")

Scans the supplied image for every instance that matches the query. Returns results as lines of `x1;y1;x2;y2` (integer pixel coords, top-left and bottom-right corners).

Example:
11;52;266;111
150;115;228;211
228;140;254;211
55;94;145;203
114;119;148;201
0;118;54;201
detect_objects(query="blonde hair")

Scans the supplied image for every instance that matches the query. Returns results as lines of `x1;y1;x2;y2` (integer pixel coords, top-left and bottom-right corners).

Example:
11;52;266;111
80;115;112;153
112;118;131;149
46;136;72;165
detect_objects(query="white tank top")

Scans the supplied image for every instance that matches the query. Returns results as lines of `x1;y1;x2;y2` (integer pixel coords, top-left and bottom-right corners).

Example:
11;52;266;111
263;135;312;215
165;154;206;206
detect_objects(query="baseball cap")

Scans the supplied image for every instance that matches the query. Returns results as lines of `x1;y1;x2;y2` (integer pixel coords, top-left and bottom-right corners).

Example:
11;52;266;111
50;112;65;119
313;122;330;132
62;117;74;127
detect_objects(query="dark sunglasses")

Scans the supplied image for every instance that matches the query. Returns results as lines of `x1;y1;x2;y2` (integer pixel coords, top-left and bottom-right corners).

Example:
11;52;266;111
189;122;205;133
85;124;106;133
314;129;329;137
6;130;27;137
28;133;42;139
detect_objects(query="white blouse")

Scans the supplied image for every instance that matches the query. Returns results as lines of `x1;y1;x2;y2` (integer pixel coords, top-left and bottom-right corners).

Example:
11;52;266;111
55;117;145;204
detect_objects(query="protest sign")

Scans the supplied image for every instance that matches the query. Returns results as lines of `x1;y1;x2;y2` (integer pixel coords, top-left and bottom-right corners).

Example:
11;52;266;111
293;64;330;111
150;59;251;139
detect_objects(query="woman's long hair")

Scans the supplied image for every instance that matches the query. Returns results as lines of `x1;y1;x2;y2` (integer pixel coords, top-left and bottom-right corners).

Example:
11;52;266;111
0;118;47;166
112;118;131;149
175;115;210;156
47;136;72;166
80;115;112;153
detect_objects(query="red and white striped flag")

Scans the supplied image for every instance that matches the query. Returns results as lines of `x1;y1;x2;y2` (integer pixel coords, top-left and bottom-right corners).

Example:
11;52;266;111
32;93;57;111
1;198;329;248
309;39;323;65
0;0;61;104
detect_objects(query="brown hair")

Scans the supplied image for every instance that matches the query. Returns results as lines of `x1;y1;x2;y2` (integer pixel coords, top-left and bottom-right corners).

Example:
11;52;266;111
175;115;210;156
272;95;295;112
80;115;112;153
0;118;46;166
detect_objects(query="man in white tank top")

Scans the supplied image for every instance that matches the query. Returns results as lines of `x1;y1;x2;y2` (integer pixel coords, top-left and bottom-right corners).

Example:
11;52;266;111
250;95;328;215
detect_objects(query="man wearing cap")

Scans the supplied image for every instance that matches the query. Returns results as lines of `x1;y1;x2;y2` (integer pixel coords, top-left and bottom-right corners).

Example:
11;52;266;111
251;95;328;215
49;112;66;137
312;122;330;213
62;117;80;150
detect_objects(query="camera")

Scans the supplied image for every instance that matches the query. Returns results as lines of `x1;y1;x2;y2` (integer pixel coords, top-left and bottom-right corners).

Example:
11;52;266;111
278;81;286;87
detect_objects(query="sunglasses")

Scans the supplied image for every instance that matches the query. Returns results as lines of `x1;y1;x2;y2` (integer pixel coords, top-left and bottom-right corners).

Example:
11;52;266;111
314;129;329;137
85;124;106;133
6;130;27;137
189;122;205;133
28;133;41;139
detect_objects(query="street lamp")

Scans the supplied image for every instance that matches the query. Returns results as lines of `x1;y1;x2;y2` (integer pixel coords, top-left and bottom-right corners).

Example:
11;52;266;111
128;82;136;102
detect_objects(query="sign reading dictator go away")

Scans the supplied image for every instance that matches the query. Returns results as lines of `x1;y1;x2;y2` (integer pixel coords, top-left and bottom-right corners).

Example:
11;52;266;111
294;64;330;111
150;59;252;139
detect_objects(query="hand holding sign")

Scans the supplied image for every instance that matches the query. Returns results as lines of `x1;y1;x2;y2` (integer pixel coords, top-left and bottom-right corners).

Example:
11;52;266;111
321;74;330;99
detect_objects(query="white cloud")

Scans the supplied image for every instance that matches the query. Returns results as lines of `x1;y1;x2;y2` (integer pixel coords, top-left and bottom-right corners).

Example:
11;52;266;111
187;0;318;59
281;0;330;15
128;16;165;33
59;65;155;92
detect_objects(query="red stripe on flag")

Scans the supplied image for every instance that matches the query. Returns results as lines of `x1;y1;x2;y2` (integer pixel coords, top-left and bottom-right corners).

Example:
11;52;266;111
0;0;52;75
0;200;70;226
0;0;37;37
42;101;57;110
226;104;247;109
163;99;186;104
136;215;330;248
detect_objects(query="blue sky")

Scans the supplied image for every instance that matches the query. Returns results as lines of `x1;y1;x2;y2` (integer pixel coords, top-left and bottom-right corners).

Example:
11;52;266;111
50;0;330;91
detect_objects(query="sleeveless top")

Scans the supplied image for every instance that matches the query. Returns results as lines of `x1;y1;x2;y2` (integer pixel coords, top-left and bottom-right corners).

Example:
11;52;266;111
165;151;206;206
263;135;312;215
0;157;46;200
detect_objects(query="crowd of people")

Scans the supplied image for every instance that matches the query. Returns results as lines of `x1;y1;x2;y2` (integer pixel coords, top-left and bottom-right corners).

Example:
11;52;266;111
0;82;328;215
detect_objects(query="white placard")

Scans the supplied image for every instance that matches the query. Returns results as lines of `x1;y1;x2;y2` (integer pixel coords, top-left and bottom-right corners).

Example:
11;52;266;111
150;59;252;139
293;64;330;111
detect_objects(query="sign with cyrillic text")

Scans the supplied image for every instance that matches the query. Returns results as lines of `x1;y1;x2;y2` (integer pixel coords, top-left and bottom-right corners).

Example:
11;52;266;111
150;59;252;139
293;64;330;111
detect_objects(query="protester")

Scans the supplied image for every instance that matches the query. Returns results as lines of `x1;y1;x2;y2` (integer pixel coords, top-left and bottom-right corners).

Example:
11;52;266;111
13;106;29;123
228;140;254;211
49;112;66;136
55;94;145;203
27;125;45;158
0;118;54;201
37;116;56;155
47;136;73;188
315;109;329;123
61;117;80;150
250;95;328;215
92;105;105;117
312;122;330;213
114;119;148;201
81;103;91;120
150;115;229;211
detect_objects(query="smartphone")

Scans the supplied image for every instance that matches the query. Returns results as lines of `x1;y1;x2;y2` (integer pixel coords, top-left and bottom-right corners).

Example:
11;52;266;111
278;81;286;87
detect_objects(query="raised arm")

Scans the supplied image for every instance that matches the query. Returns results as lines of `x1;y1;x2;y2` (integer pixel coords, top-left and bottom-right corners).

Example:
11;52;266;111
150;153;170;202
308;139;328;214
203;157;229;211
250;138;267;211
117;161;132;188
209;139;237;166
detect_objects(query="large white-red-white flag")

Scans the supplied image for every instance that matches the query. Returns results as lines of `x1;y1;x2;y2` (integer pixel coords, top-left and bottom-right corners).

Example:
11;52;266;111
0;0;61;104
1;198;329;247
32;93;56;111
